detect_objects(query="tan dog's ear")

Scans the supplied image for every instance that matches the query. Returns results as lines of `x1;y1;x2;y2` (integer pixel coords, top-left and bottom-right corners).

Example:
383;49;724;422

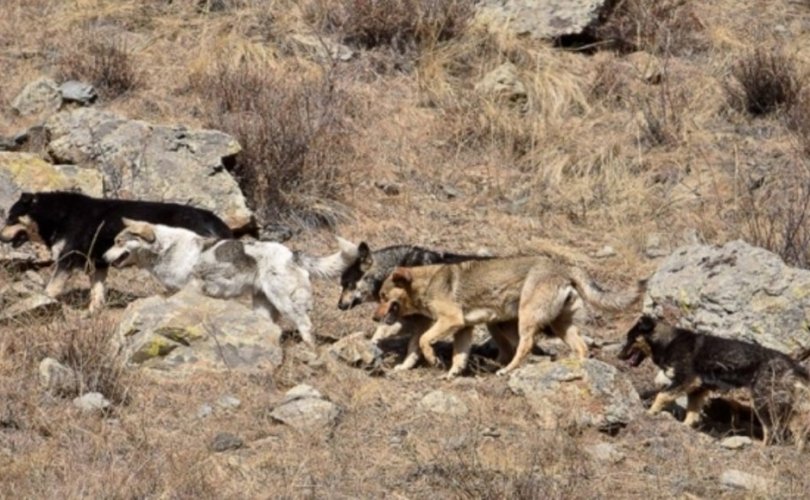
391;267;412;288
123;219;156;243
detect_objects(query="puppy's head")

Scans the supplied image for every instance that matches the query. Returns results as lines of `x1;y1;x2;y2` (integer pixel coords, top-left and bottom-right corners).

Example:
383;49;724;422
103;218;157;268
618;315;657;367
372;267;416;324
338;241;375;310
1;193;43;247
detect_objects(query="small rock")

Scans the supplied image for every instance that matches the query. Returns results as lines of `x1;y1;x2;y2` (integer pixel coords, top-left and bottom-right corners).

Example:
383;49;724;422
59;80;97;106
585;442;625;463
217;394;241;410
283;384;322;402
209;432;244;452
258;223;294;242
39;357;76;394
720;469;769;492
11;78;61;116
23;271;45;288
197;403;214;419
482;426;501;438
594;245;616;258
0;293;61;323
418;390;469;417
720;436;753;450
290;34;355;62
328;331;383;368
73;392;111;413
644;233;669;258
374;181;400;196
270;384;341;430
438;184;461;200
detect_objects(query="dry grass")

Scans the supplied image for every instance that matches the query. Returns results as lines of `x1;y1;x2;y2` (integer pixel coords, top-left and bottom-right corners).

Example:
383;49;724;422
726;48;802;117
57;34;141;100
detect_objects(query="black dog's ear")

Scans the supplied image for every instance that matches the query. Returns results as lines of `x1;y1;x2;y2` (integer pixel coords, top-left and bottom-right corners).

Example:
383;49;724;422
19;192;34;204
358;242;373;270
637;315;656;333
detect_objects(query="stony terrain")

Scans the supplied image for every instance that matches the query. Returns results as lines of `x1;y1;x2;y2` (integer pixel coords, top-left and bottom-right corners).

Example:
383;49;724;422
3;0;810;498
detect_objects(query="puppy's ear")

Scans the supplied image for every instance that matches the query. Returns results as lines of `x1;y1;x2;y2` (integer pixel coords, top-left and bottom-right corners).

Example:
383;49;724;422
358;242;373;271
637;315;656;334
391;267;412;288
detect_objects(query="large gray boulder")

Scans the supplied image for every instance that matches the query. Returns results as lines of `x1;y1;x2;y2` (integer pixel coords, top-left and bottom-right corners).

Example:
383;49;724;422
114;288;283;374
644;240;810;355
0;152;103;210
508;358;641;431
45;108;253;231
11;78;62;116
477;0;611;39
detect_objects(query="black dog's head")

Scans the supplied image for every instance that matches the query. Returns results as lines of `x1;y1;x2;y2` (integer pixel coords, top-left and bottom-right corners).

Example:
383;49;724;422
618;315;657;367
1;192;41;247
338;241;376;310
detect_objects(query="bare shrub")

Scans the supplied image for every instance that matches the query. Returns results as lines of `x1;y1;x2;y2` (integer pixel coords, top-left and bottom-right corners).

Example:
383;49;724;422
594;0;706;55
191;62;353;227
58;35;141;100
786;89;810;156
638;78;686;148
725;49;801;117
306;0;473;53
737;161;810;269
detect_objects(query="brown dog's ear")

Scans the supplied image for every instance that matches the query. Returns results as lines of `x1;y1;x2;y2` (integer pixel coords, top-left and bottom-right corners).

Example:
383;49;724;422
391;267;412;288
123;219;156;243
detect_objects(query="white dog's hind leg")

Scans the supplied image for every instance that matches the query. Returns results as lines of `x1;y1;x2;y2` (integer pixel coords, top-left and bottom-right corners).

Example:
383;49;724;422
252;292;281;323
258;273;317;347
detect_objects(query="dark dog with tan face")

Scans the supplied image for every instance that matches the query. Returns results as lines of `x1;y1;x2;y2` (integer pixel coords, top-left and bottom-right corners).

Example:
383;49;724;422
619;315;810;445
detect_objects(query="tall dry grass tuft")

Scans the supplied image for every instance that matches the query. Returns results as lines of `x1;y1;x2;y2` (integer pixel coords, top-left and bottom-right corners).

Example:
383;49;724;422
191;60;354;228
305;0;473;53
725;49;801;117
594;0;706;55
57;35;141;100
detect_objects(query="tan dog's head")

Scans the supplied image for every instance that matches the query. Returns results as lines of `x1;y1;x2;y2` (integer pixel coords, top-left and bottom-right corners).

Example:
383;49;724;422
103;218;158;268
372;267;418;325
618;315;656;367
0;215;44;247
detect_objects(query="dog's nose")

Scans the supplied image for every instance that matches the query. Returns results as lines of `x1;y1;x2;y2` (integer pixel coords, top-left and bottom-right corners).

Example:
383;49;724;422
337;301;349;311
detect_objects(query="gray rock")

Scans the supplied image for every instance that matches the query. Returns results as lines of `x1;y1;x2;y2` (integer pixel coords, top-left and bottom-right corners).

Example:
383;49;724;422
73;392;111;413
644;233;669;258
328;331;383;369
720;469;769;492
644;240;810;355
45;108;253;231
720;436;753;450
59;81;98;105
585;442;624;463
197;403;214;419
474;62;527;105
594;245;617;258
270;384;341;430
11;78;61;116
114;287;283;374
209;432;244;452
217;394;241;410
509;359;641;432
39;357;76;394
0;281;61;323
418;390;469;417
477;0;611;39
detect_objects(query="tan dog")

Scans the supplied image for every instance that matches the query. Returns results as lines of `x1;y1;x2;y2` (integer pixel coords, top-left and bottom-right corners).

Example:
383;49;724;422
374;255;644;377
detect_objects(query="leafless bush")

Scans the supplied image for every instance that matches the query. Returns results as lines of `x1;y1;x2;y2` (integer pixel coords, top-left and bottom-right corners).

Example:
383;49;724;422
786;89;810;156
737;162;810;269
192;62;354;227
638;82;685;148
306;0;473;53
725;49;801;117
594;0;706;55
58;36;141;100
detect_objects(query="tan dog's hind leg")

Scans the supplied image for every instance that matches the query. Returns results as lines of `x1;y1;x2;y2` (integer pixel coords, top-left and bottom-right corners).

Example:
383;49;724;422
550;313;589;360
88;267;107;313
446;327;473;379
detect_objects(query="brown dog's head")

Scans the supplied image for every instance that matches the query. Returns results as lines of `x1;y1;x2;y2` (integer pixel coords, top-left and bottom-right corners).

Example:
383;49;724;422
372;267;417;325
618;315;657;367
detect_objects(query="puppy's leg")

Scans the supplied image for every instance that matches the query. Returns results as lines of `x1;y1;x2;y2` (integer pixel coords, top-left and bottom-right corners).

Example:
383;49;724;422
446;327;473;379
683;388;710;427
648;390;682;416
88;267;108;313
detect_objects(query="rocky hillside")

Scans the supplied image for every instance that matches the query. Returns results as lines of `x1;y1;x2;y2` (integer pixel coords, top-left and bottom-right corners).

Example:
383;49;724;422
2;0;810;497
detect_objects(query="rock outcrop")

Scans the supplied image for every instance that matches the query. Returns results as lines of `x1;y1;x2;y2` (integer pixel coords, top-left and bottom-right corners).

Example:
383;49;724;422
477;0;611;39
114;288;282;374
45;108;253;231
644;240;810;355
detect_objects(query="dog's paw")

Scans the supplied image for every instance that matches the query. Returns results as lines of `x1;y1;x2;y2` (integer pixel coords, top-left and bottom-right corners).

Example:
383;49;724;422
495;368;510;377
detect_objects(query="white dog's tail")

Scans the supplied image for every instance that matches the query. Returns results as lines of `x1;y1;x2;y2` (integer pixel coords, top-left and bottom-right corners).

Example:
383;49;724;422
294;236;359;280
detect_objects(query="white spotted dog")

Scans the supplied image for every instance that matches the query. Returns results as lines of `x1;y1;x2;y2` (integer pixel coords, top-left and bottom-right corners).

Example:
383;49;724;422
103;219;359;347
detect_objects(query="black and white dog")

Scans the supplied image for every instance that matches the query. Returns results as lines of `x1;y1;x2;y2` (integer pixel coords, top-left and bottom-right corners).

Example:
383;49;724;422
0;191;232;311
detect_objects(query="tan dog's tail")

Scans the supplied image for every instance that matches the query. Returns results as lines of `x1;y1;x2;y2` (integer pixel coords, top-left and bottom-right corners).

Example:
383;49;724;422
568;267;646;312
